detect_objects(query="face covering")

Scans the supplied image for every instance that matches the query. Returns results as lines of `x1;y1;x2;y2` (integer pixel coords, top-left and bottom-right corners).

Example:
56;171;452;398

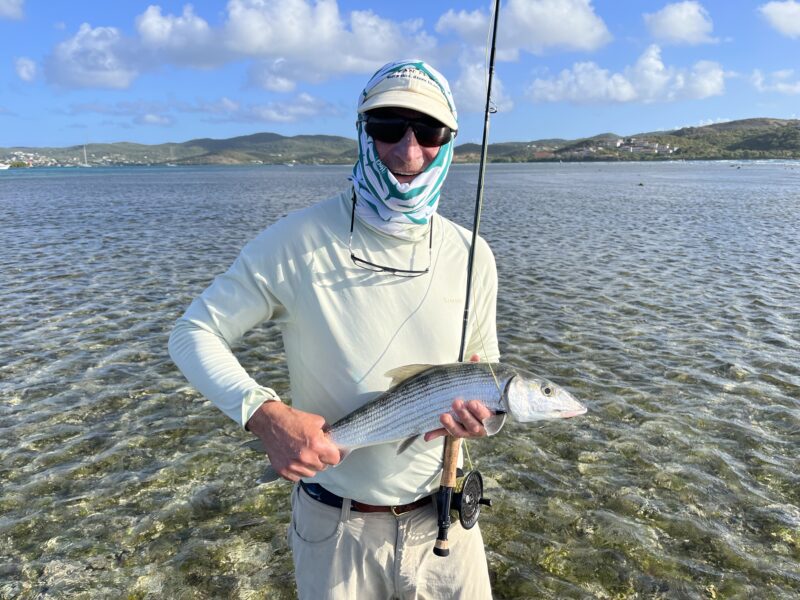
350;60;457;239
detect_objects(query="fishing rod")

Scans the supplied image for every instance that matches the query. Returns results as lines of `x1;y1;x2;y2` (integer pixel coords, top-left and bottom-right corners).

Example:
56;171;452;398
434;0;502;558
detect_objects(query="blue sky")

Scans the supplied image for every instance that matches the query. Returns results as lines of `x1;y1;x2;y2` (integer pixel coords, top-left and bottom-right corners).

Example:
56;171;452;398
1;0;799;147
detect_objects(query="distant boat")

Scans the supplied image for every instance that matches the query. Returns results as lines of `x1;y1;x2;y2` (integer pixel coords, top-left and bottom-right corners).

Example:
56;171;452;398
79;145;91;167
0;163;10;170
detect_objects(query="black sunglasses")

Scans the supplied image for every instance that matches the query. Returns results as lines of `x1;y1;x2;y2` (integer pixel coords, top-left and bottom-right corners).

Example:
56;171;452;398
362;114;455;147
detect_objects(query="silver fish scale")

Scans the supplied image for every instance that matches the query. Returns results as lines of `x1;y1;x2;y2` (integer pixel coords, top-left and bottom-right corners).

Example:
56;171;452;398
327;363;516;450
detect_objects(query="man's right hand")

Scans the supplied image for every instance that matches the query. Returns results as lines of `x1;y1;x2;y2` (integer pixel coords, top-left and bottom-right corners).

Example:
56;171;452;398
246;401;342;482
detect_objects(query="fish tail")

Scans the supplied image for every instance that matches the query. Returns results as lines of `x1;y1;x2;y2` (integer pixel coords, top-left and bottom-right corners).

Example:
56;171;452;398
256;465;281;485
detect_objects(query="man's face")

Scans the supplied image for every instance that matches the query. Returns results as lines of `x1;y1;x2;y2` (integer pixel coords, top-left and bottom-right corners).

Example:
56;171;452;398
371;108;442;184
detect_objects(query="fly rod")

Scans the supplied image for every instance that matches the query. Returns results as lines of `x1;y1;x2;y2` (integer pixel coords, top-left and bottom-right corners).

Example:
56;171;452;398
434;0;502;558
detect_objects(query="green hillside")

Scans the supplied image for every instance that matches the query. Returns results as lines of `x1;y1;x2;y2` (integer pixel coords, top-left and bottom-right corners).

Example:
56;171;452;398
2;118;799;167
1;133;358;167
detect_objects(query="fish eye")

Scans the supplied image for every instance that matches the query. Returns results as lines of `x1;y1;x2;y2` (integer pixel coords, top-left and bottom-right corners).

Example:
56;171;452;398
541;384;553;396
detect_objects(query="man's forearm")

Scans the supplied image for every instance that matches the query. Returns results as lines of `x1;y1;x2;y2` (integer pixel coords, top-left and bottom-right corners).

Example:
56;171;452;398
168;318;280;427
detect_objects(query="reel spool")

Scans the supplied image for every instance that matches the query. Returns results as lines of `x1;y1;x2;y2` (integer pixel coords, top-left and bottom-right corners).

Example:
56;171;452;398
452;470;492;530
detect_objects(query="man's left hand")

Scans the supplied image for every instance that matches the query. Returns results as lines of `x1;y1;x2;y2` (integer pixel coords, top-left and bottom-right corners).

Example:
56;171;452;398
423;354;492;442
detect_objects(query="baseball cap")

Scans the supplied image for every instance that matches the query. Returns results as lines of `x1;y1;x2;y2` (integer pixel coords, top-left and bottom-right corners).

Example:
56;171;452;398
358;63;458;131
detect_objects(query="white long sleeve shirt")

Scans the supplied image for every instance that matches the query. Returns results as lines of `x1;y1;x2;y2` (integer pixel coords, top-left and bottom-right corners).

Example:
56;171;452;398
169;189;499;505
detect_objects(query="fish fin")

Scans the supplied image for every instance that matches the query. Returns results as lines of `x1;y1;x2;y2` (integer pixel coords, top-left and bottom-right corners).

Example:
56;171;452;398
384;364;434;388
396;435;420;455
256;465;283;485
483;412;507;436
256;449;351;485
243;438;266;453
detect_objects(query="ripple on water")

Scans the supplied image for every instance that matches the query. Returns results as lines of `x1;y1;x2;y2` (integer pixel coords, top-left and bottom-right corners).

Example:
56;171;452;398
1;163;798;598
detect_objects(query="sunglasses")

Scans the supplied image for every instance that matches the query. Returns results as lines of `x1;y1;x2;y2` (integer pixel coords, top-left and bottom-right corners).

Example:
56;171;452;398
362;113;455;147
349;191;432;277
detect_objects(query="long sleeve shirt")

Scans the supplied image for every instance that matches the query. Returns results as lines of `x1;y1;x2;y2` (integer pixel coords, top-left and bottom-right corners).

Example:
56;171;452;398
169;189;499;505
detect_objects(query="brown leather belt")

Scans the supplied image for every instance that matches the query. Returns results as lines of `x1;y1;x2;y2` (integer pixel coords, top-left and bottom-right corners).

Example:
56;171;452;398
300;481;432;516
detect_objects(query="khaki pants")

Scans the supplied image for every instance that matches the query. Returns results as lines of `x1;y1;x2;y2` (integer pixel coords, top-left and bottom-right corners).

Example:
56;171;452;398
288;484;493;600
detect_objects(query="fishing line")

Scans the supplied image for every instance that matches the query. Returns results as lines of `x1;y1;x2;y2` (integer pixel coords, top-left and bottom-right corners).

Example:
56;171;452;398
472;279;501;391
464;436;474;471
462;267;498;473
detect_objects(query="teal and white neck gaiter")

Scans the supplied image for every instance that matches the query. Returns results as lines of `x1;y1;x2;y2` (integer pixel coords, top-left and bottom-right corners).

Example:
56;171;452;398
350;60;457;239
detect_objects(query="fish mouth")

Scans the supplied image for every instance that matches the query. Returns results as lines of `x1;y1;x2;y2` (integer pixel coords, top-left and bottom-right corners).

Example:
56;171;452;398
558;406;588;418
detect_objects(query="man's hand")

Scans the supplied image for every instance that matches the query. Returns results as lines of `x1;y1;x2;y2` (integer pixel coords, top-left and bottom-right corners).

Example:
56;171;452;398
246;401;341;482
423;354;493;442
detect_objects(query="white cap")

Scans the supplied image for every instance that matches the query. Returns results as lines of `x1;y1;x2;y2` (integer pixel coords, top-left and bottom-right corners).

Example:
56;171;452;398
357;63;458;131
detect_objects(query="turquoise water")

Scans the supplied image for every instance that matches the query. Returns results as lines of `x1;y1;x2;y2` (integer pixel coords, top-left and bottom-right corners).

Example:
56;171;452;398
1;162;798;598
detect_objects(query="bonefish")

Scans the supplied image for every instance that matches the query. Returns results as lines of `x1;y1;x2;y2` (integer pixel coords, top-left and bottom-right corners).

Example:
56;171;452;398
247;361;587;484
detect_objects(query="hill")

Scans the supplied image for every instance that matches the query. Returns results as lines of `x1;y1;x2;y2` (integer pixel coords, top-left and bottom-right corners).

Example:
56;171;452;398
2;118;799;167
631;118;800;160
1;133;358;167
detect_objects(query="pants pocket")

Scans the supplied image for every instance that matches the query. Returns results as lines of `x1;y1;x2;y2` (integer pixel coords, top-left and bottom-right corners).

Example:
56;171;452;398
290;484;344;546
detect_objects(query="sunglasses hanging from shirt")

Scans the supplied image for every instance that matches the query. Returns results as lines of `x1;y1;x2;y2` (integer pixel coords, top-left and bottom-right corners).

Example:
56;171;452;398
362;112;455;148
348;191;433;277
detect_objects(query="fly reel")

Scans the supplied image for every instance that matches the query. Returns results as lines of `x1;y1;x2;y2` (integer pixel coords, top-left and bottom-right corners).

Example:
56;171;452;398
452;470;492;529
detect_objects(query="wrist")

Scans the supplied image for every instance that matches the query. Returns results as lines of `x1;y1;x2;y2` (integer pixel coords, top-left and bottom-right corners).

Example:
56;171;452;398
245;399;284;431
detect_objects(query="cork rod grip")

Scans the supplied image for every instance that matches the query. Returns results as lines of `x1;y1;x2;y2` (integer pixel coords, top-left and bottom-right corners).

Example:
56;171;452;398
440;436;461;487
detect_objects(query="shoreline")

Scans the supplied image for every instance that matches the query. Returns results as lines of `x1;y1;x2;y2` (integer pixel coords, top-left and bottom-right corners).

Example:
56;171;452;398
3;156;800;169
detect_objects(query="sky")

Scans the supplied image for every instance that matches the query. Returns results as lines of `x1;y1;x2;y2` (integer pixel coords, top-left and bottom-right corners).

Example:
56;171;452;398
1;0;799;148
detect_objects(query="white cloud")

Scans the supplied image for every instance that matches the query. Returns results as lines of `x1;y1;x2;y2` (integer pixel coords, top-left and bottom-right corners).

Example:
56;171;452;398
684;60;726;97
223;0;437;87
61;94;334;125
0;0;23;19
451;61;513;114
135;4;223;67
529;45;726;104
248;58;302;92
135;113;174;126
75;93;339;124
504;0;611;54
759;1;800;38
33;0;610;116
697;117;731;126
644;1;717;45
224;0;343;55
752;69;800;94
530;62;636;103
244;92;339;123
44;23;138;89
177;97;241;114
66;101;173;128
15;57;36;82
436;8;487;46
438;0;611;58
40;1;440;92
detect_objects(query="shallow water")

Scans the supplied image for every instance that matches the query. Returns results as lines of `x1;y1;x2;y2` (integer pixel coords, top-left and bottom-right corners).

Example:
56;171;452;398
1;162;798;599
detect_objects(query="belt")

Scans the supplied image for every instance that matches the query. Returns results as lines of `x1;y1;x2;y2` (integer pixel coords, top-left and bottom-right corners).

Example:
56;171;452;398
300;481;432;516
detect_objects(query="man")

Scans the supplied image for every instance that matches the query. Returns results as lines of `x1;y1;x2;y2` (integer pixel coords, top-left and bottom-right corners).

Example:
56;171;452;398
169;59;499;599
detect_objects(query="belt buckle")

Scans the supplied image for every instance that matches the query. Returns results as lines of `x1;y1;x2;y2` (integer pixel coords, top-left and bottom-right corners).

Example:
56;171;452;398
390;504;405;517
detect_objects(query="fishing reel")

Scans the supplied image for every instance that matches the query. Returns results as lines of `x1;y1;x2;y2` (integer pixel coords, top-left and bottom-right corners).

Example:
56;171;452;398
434;469;491;556
452;470;492;530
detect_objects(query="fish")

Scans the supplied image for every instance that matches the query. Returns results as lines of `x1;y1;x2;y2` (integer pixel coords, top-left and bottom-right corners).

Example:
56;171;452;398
247;361;587;484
